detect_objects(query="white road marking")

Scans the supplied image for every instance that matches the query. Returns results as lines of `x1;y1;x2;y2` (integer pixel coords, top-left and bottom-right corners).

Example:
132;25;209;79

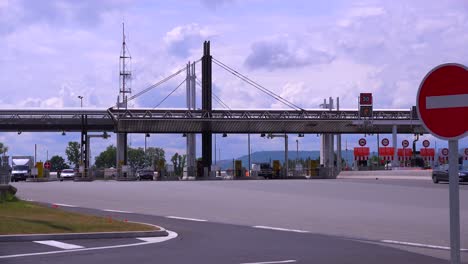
0;230;178;259
53;203;77;207
166;216;207;222
240;260;296;264
426;94;468;109
137;230;178;242
253;226;309;234
380;239;468;251
102;209;133;213
33;240;84;250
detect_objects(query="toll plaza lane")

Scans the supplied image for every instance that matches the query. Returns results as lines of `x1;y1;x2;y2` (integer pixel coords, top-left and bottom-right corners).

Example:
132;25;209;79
11;179;468;262
0;206;449;264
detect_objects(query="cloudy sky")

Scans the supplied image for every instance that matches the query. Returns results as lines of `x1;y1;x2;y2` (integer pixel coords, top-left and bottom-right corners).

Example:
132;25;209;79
1;0;467;164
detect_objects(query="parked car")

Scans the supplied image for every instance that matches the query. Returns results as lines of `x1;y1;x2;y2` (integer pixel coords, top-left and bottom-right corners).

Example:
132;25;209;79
432;164;468;184
60;169;76;181
136;169;155;181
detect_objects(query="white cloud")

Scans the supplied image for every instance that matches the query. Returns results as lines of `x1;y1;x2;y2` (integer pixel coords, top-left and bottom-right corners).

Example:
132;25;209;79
200;0;236;9
164;23;215;58
244;36;334;70
348;6;386;18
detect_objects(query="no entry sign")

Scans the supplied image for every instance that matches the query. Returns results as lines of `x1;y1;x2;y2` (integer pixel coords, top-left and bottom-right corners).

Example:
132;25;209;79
358;138;367;146
44;162;51;170
417;63;467;264
402;140;409;148
422;140;430;148
381;138;389;147
442;148;449;156
417;63;468;140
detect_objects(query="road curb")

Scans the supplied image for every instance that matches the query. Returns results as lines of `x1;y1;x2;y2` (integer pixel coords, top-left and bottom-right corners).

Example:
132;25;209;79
0;223;168;242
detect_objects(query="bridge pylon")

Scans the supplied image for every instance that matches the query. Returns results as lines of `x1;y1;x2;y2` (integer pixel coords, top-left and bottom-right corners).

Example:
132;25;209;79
201;41;213;178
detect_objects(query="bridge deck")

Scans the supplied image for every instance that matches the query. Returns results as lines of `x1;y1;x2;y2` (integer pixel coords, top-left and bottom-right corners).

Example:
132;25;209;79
0;108;424;134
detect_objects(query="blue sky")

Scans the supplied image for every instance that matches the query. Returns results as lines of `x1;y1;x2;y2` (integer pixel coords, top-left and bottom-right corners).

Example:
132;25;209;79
1;0;467;164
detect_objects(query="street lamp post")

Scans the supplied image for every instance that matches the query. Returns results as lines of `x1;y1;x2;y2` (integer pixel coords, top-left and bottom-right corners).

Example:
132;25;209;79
78;95;84;176
296;139;299;166
77;96;83;108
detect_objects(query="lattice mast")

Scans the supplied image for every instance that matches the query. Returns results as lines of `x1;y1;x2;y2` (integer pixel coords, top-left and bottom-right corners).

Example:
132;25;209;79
118;23;132;109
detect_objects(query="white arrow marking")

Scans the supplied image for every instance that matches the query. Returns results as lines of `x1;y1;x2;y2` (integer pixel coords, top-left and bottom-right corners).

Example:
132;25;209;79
34;240;83;250
426;94;468;109
0;231;178;259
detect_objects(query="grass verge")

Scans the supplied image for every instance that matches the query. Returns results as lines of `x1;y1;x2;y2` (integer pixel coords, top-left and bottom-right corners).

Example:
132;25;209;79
0;199;158;235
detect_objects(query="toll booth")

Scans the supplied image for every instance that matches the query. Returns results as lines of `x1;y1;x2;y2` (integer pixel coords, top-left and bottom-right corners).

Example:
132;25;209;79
272;160;281;178
157;159;166;179
354;147;370;167
35;162;44;178
309;160;319;177
235;160;242;178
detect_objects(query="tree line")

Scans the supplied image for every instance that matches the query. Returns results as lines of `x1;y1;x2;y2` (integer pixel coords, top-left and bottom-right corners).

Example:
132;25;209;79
60;142;185;175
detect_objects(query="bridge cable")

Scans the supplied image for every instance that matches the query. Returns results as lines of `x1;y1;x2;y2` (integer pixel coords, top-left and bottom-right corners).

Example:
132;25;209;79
212;58;301;111
126;66;186;103
212;57;304;111
195;78;231;110
153;79;186;109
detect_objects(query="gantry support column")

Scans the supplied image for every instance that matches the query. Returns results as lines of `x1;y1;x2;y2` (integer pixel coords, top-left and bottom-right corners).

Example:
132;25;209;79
320;134;327;166
201;41;212;178
186;61;197;177
337;134;342;172
116;133;128;176
320;134;333;178
392;125;398;167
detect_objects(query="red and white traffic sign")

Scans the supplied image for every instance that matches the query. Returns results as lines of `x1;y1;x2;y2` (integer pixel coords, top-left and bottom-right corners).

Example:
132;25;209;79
422;140;430;148
358;138;367;146
417;63;468;140
44;162;51;170
402;140;409;148
441;148;449;156
381;138;389;147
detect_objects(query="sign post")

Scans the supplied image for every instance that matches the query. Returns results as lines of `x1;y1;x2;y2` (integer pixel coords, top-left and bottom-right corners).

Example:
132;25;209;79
402;140;409;167
417;63;468;264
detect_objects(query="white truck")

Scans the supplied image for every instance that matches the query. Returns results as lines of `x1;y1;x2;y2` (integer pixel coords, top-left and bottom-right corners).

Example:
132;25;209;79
11;156;34;182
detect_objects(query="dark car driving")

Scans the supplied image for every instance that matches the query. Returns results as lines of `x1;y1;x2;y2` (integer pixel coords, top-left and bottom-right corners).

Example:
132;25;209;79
432;164;468;184
136;169;155;181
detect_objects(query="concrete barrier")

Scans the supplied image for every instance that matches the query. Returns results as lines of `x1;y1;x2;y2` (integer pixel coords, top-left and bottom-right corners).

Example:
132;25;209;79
338;169;432;180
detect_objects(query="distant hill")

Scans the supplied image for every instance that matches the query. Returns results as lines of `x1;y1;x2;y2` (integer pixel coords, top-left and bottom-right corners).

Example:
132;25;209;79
215;150;355;169
212;147;468;169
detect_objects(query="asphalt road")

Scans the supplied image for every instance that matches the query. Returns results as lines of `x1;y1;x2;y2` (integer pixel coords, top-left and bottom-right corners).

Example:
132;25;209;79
7;178;468;263
0;205;452;264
